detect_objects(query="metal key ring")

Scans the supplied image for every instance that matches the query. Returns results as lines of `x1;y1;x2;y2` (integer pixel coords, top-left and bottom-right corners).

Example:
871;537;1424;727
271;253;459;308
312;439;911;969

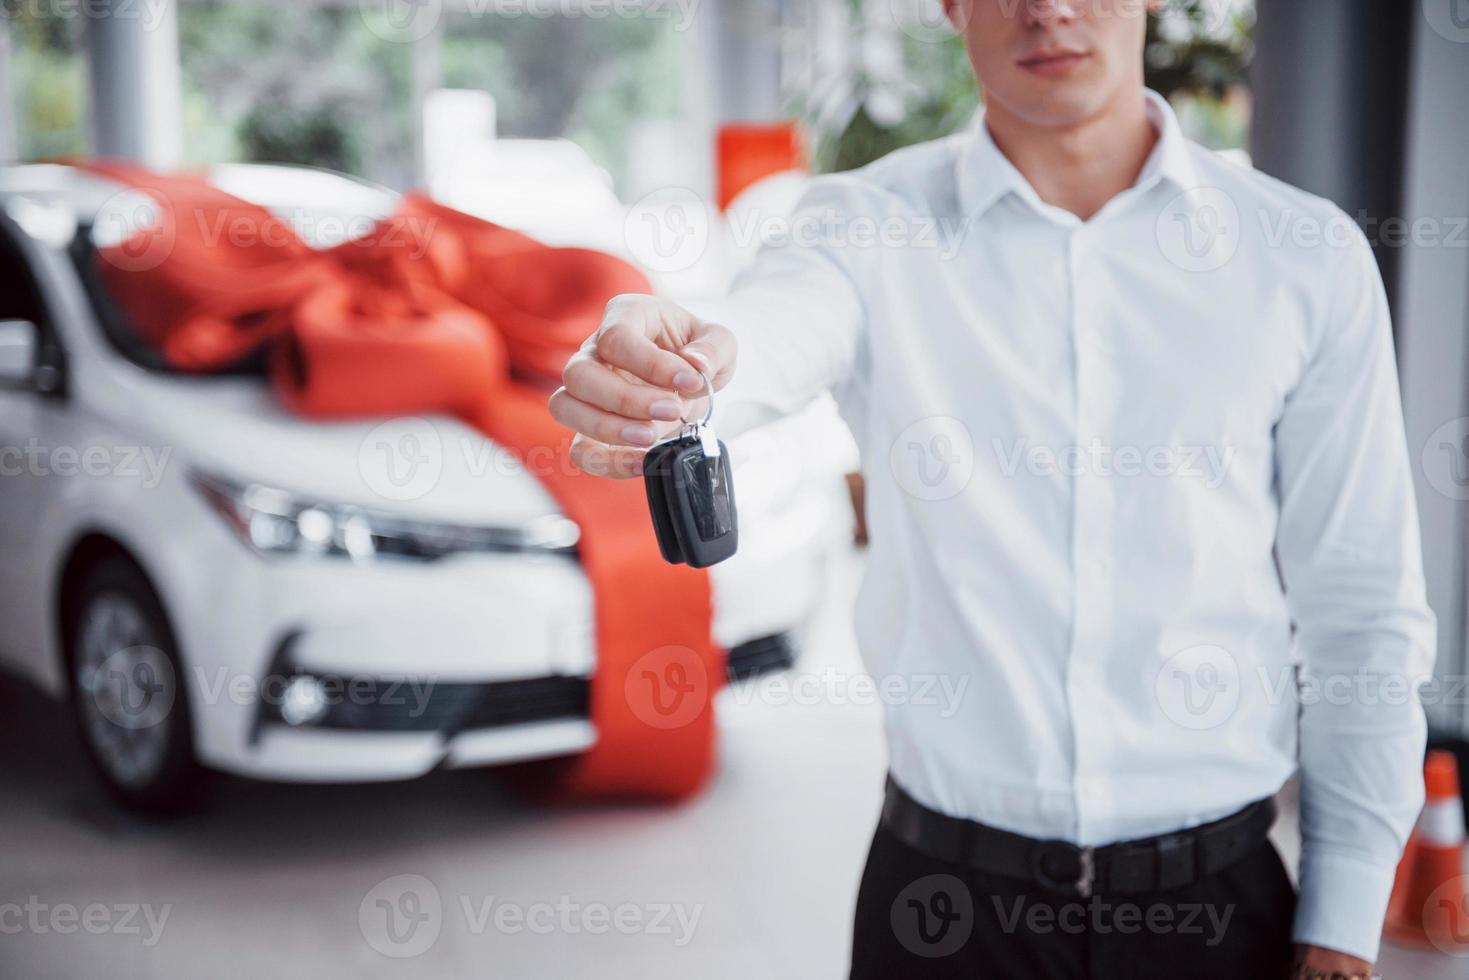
680;366;715;428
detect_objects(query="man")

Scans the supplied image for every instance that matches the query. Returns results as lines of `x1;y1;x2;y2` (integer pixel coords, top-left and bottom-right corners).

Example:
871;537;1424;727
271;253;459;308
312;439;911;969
549;1;1435;976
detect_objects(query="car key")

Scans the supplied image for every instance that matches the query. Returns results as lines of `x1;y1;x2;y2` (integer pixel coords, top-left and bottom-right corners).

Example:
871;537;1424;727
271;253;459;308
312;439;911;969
643;368;738;568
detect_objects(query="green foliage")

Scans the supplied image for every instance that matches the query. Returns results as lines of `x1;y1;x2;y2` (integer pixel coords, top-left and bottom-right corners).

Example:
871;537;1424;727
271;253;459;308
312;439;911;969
7;9;87;160
177;1;410;184
441;13;679;190
238;104;362;174
1144;0;1254;99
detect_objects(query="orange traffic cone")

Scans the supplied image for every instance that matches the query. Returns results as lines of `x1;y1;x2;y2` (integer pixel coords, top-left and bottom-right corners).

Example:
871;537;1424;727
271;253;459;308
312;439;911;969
1383;750;1469;954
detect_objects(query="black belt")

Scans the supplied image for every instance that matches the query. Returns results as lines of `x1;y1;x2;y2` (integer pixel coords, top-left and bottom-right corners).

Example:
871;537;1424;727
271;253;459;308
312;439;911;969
881;777;1276;898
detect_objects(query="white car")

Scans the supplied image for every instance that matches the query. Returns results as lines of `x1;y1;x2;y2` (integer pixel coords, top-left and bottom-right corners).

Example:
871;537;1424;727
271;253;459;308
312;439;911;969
0;162;854;811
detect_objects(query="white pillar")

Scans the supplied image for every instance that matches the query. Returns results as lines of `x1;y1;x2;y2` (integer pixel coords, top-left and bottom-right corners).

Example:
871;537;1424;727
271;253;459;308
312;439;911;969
409;16;445;187
0;18;17;161
680;0;790;201
84;0;182;167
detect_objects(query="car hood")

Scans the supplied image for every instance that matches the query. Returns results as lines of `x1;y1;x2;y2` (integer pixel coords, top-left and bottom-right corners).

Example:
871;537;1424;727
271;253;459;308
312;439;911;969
119;372;565;526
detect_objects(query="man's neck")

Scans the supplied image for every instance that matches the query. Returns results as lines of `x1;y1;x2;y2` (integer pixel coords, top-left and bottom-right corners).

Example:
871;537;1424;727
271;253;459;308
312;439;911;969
983;86;1157;222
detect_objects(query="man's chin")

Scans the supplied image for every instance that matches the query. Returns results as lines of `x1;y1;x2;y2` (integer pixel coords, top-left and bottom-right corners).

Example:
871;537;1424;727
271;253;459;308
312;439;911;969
996;82;1123;131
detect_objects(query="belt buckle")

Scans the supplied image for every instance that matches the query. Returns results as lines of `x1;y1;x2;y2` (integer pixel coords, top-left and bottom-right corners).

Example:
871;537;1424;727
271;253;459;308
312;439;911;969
1033;842;1096;898
1076;846;1095;898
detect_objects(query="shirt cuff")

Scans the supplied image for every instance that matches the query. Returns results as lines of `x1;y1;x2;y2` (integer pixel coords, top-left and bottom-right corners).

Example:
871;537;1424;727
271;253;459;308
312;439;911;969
1292;848;1398;963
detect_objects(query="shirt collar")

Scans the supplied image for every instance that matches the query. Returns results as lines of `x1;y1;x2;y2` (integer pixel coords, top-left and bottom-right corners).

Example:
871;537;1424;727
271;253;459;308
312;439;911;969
955;88;1198;221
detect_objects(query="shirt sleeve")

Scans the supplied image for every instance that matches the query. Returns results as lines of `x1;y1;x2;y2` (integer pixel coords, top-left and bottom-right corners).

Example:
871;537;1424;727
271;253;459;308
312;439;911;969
1273;216;1438;963
686;177;867;436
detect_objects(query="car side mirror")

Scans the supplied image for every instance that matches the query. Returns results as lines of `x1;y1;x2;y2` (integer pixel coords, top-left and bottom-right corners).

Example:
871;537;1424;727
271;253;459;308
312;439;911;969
0;317;61;395
0;318;39;387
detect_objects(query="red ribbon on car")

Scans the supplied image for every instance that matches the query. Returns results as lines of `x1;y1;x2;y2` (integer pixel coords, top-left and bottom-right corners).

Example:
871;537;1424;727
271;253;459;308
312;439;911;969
77;159;723;801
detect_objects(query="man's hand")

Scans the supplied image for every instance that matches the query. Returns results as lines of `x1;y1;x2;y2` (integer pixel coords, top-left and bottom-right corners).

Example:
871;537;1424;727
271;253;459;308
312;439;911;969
550;294;737;478
1292;944;1375;979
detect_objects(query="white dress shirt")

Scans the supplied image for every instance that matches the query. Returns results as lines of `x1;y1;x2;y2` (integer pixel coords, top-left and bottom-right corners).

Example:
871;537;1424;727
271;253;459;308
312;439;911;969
710;90;1436;961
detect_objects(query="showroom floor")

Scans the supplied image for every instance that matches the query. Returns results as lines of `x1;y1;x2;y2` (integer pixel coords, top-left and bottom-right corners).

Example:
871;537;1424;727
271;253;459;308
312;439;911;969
0;549;1461;979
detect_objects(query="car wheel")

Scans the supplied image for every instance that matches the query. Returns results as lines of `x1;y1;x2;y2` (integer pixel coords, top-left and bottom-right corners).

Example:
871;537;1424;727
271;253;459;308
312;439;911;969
65;555;208;813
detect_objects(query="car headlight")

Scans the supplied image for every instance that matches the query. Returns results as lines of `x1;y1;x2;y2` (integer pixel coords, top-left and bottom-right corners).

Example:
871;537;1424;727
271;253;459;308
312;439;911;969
190;471;580;561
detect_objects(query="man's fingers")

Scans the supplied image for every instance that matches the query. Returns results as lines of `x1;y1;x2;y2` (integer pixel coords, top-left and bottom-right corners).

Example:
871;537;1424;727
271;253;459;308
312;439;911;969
562;355;684;422
681;323;738;391
595;321;699;392
549;387;680;449
568;434;646;480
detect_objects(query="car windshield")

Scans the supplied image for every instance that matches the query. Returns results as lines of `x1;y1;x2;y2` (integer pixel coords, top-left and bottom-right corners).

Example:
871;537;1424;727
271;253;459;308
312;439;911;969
0;163;400;376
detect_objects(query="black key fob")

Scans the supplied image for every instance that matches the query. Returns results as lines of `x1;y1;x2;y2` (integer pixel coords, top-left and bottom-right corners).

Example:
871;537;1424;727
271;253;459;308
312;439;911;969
644;419;738;569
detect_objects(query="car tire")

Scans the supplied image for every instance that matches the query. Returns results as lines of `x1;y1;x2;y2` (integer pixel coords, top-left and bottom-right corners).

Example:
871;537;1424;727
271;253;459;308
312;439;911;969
64;555;209;813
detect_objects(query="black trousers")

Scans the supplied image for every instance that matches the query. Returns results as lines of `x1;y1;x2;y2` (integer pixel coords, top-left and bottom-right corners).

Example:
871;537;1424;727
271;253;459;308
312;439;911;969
850;822;1297;980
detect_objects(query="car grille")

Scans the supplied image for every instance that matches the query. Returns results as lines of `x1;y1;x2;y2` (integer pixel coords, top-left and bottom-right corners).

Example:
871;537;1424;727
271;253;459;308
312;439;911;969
259;632;793;734
263;675;590;734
